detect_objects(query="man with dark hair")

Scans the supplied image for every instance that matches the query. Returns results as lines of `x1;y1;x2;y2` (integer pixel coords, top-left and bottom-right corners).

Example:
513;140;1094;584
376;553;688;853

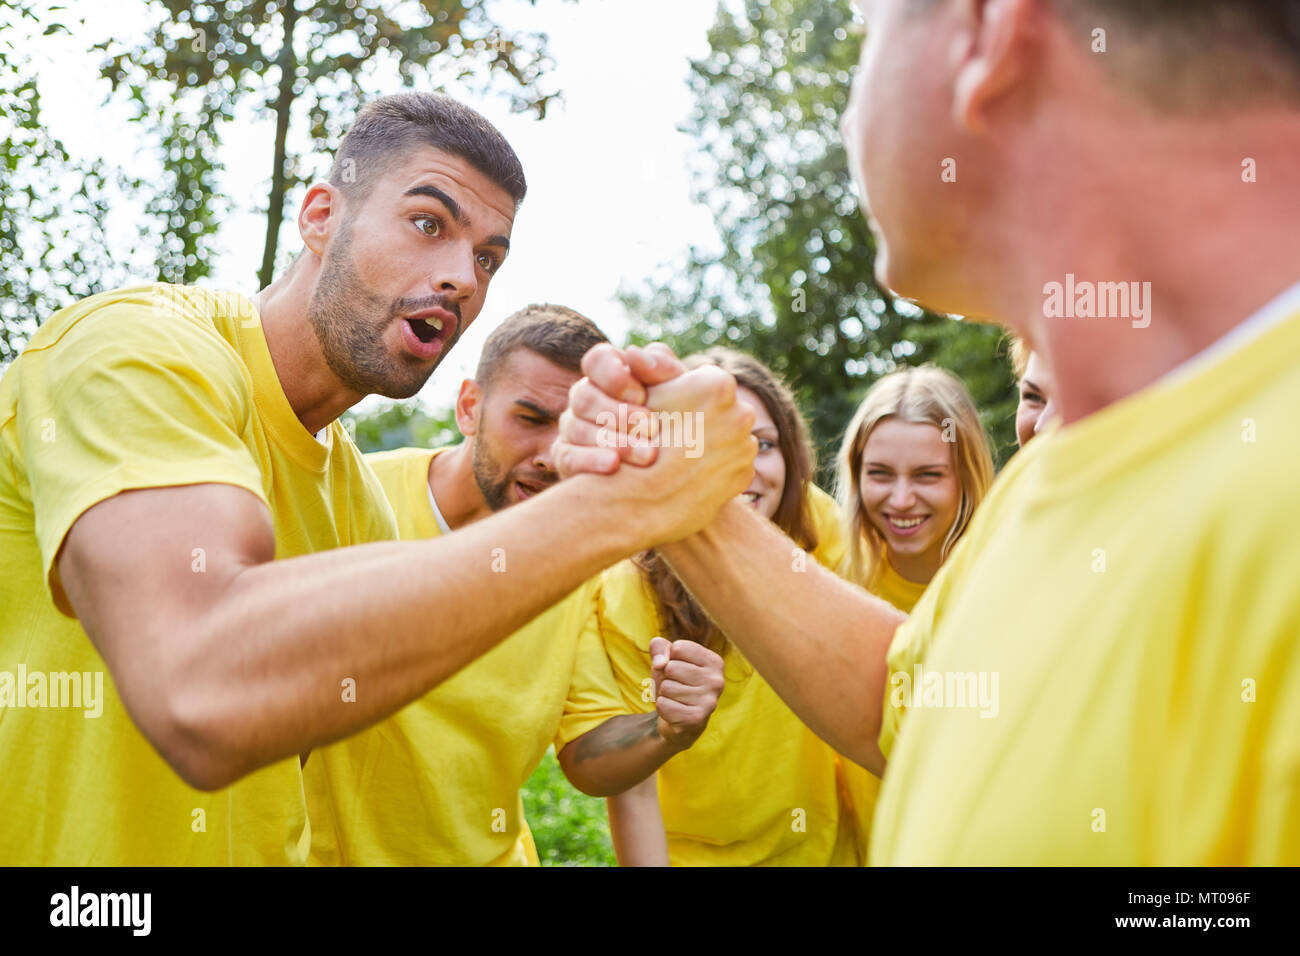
556;0;1300;863
304;304;726;865
0;91;756;865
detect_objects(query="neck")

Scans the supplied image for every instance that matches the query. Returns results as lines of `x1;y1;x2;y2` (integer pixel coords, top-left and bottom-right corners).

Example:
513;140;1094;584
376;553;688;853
886;547;939;586
986;103;1300;427
428;442;493;531
254;256;365;436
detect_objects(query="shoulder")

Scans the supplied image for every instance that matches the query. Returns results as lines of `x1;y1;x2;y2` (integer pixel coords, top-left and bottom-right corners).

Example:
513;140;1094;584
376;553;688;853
14;285;252;405
363;446;438;487
595;559;662;651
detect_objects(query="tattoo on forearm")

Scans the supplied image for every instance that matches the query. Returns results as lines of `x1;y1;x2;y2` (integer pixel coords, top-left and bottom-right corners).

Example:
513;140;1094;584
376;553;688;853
572;713;660;764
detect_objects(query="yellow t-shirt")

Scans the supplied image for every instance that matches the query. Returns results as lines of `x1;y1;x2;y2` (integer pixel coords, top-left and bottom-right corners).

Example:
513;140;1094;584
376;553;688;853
871;303;1300;865
867;555;929;615
302;446;626;866
595;483;864;866
0;283;398;865
836;548;931;864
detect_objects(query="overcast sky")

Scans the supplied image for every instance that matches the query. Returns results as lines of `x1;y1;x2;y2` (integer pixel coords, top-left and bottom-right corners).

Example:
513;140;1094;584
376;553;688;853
33;0;724;415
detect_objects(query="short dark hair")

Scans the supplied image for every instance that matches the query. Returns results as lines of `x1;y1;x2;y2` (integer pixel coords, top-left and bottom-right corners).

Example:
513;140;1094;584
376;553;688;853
329;92;526;207
1052;0;1300;106
474;304;608;390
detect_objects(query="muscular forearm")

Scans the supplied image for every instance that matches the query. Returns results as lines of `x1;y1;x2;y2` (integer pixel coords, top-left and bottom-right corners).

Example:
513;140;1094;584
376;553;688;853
659;500;904;774
151;477;644;789
557;714;684;797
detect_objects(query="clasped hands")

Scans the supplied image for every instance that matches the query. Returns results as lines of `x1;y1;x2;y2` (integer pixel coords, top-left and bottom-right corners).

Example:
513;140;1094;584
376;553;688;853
552;343;757;546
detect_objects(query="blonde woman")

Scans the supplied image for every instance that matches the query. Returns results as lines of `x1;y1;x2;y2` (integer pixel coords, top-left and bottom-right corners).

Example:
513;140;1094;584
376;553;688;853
559;348;865;866
837;365;995;616
835;366;994;856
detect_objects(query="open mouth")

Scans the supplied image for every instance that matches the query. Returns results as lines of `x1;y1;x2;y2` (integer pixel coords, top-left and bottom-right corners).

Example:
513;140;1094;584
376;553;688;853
514;478;552;501
399;307;458;360
737;491;761;508
409;316;444;343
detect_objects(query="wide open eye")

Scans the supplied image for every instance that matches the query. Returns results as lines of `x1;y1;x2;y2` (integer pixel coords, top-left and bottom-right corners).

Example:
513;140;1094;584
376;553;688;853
414;216;442;237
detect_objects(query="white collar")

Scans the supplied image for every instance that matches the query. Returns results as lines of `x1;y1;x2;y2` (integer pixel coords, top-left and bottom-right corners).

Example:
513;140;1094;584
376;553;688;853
426;481;452;536
1160;279;1300;386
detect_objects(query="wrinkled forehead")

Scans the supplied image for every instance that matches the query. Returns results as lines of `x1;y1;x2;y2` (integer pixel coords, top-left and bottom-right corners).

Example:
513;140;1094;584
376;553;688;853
484;349;580;413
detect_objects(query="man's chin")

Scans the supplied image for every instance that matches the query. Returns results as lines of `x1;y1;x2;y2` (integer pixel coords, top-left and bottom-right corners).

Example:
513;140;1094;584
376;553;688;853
371;353;444;400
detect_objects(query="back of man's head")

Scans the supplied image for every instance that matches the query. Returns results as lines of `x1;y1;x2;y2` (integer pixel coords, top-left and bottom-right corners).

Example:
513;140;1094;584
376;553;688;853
474;304;609;391
1052;0;1300;109
328;92;526;209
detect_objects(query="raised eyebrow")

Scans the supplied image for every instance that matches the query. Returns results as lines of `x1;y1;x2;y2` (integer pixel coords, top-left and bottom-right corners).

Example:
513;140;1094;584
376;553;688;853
404;185;466;226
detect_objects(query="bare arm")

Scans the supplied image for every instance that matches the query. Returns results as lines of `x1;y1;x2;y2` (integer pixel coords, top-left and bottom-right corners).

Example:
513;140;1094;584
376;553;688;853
606;776;669;867
659;501;903;775
559;714;677;797
59;477;641;790
558;637;724;796
58;371;755;793
556;344;904;775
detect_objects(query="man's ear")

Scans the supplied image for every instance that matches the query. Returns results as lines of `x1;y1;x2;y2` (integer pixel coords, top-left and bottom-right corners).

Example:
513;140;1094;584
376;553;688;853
456;379;482;437
298;182;343;257
952;0;1043;134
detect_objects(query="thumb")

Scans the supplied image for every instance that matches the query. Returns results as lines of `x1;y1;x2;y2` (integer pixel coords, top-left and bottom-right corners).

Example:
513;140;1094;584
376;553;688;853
625;344;687;387
649;637;671;672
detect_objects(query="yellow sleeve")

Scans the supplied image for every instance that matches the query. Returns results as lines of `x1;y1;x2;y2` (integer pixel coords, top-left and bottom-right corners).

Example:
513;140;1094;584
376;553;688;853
593;565;662;715
552;581;636;752
805;483;848;575
877;525;979;761
16;297;267;613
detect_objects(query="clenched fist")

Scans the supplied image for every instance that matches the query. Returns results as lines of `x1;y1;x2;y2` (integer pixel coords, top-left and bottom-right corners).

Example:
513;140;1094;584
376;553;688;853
649;636;725;752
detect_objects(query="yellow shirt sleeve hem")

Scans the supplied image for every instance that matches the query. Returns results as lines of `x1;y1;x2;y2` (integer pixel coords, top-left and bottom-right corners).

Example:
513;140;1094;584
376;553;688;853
41;462;268;616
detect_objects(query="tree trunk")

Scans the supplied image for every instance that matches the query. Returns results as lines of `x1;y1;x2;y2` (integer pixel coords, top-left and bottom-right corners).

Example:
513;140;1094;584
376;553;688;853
258;0;298;289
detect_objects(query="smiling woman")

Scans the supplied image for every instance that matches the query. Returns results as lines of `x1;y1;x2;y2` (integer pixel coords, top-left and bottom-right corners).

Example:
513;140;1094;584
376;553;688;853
836;365;994;610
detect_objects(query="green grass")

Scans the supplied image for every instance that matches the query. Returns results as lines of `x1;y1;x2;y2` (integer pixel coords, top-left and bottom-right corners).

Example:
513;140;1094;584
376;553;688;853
520;748;616;866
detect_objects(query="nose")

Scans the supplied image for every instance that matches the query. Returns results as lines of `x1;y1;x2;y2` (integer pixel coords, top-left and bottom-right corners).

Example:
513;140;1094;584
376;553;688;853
886;479;916;512
1035;398;1059;435
433;240;479;304
533;428;559;477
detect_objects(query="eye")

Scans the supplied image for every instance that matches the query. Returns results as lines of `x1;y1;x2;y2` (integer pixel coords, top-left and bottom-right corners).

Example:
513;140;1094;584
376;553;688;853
413;216;442;237
867;469;891;479
520;415;545;426
757;438;776;452
476;251;502;273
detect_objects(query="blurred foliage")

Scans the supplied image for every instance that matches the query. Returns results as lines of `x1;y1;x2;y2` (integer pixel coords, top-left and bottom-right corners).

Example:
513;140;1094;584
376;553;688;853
0;1;124;364
344;398;459;453
96;0;574;288
621;0;1020;478
520;748;615;867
